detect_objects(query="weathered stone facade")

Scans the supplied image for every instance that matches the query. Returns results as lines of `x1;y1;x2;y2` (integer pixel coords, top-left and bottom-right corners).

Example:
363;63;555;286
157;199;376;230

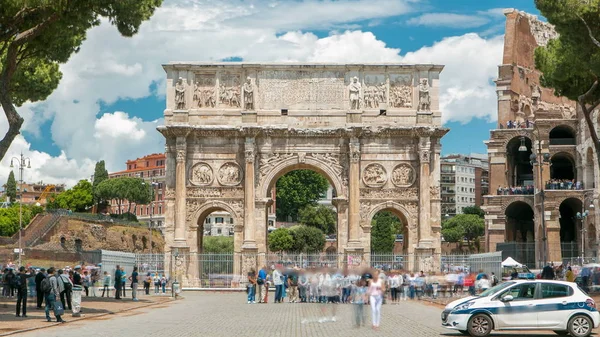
158;63;448;285
483;10;599;267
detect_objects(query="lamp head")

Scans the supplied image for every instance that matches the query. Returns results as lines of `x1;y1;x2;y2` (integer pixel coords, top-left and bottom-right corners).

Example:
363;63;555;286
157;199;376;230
9;161;13;168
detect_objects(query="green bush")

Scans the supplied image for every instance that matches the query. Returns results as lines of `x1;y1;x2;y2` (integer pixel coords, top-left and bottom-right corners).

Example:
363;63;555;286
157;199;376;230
110;212;138;222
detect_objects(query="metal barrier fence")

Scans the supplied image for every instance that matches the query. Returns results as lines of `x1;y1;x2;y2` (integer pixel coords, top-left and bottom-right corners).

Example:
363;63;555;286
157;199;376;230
135;252;504;289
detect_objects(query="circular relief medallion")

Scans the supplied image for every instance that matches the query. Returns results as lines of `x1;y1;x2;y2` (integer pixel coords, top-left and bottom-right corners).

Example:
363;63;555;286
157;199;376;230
190;162;213;186
362;163;387;187
391;163;416;187
218;162;242;186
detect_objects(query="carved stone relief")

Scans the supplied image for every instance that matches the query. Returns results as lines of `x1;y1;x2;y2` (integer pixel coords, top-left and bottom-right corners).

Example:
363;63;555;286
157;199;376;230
363;74;386;108
362;163;387;187
430;185;440;199
219;73;241;108
243;77;254;110
418;79;431;111
390;74;412;108
360;188;418;200
218;162;242;186
187;187;244;199
348;76;362;110
175;77;186;110
391;164;416;187
259;153;295;179
193;74;216;108
189;162;213;186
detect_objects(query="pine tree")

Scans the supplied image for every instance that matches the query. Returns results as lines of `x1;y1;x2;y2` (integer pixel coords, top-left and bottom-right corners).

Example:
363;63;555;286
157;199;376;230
5;171;17;203
92;160;109;211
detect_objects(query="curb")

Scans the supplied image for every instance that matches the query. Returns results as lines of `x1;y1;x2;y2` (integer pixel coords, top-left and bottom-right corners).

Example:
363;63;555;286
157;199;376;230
0;297;177;337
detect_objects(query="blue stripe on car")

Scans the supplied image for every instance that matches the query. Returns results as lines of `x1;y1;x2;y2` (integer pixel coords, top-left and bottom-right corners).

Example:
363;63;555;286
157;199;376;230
452;302;598;315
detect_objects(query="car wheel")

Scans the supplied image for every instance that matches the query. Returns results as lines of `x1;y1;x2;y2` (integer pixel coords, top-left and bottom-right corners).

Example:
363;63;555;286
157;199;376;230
553;331;568;336
467;314;492;337
568;315;593;337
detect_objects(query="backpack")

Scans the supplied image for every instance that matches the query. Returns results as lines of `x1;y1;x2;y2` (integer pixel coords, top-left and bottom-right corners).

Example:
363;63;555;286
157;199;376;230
10;274;21;288
290;275;298;286
61;276;73;292
41;277;52;294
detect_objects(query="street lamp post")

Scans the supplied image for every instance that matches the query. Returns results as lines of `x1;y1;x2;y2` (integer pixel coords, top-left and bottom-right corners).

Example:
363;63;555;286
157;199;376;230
523;131;550;268
576;192;595;265
10;153;31;268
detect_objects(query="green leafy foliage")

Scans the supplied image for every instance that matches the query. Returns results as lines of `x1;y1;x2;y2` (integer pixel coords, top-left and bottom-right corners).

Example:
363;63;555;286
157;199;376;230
370;213;397;253
289;225;326;252
298;205;336;234
92;160;109;210
109;212;138;222
268;228;294;252
94;177;152;214
46;179;93;212
202;236;234;253
462;205;484;218
441;214;485;248
5;171;16;202
275;170;329;221
0;204;44;236
373;211;403;234
0;0;162;161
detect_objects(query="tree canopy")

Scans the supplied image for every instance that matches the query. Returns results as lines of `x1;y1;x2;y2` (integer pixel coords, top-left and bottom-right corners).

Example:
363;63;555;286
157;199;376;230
46;179;93;212
5;171;16;202
0;203;43;236
0;1;162;161
298;205;336;234
534;0;600;165
92;160;109;210
268;227;294;252
94;177;152;214
202;236;234;253
462;205;484;218
275;170;329;221
441;214;485;250
289;225;326;253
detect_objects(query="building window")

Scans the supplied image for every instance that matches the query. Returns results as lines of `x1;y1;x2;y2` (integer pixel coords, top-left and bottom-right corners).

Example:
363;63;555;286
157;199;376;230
229;218;234;224
215;217;224;223
205;218;211;224
217;229;222;235
158;205;162;214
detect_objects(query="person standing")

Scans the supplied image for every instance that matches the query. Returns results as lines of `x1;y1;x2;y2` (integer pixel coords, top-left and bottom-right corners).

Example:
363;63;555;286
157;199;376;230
114;265;122;300
120;267;127;297
154;274;160;294
541;263;555;280
35;268;46;309
15;267;35;317
257;266;267;303
144;274;152;295
352;278;367;328
368;270;385;330
46;267;65;323
273;267;284;303
566;267;576;282
58;269;73;311
247;268;256;304
129;266;139;301
82;270;90;297
287;270;298;303
101;271;111;297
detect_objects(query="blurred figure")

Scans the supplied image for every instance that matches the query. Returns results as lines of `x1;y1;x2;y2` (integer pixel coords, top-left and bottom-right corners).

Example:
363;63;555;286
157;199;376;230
566;267;575;282
247;268;256;304
319;268;337;322
273;266;284;303
368;270;385;330
352;277;367;328
257;266;267;303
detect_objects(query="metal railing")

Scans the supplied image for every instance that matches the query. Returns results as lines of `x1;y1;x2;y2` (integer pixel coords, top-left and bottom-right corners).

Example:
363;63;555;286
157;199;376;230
549;138;576;146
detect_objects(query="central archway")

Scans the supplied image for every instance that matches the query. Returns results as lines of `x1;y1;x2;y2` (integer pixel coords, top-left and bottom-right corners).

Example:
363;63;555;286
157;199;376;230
506;136;533;186
559;198;583;259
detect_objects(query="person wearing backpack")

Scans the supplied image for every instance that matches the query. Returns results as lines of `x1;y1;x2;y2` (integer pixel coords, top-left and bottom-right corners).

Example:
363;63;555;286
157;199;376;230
15;266;35;317
58;269;73;311
4;268;15;298
35;268;47;308
44;267;65;323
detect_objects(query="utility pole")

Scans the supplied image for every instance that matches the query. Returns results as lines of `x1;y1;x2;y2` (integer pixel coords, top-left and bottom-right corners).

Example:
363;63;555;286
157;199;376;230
10;153;31;268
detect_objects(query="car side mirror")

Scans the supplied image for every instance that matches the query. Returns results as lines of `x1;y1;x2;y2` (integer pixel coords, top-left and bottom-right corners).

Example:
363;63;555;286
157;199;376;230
501;295;514;302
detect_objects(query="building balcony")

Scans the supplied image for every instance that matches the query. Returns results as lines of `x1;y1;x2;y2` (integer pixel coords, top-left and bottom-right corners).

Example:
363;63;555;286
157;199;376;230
441;189;455;194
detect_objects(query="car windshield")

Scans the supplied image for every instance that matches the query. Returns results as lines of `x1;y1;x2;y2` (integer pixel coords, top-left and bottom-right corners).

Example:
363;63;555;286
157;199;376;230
479;281;515;297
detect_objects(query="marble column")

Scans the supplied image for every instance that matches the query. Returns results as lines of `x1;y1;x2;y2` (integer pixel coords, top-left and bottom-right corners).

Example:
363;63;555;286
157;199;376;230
418;136;432;246
332;197;348;253
242;138;257;249
255;198;270;265
347;139;362;249
174;135;188;246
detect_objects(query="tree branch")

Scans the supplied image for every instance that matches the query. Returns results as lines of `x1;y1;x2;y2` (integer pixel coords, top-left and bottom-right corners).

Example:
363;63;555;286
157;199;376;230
578;14;600;49
578;80;600;177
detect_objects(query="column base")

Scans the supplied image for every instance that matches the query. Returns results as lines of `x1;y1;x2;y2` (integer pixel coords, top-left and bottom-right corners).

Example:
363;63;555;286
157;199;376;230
172;240;188;248
417;239;434;249
241;241;258;250
346;239;364;250
414;247;436;272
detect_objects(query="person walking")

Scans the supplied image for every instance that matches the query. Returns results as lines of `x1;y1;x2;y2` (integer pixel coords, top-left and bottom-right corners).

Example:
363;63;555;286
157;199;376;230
273;266;284;303
129;266;139;301
154;274;160;294
35;268;46;309
101;271;111;297
368;270;385;330
144;274;152;295
58;269;73;311
114;265;122;300
45;267;65;323
257;266;267;303
352;278;367;328
287;270;299;303
15;266;35;317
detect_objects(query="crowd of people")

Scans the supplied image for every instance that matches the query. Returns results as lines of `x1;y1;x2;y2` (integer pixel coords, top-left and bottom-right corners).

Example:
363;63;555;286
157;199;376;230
496;185;535;195
1;262;171;323
245;266;499;330
545;179;584;190
505;120;534;129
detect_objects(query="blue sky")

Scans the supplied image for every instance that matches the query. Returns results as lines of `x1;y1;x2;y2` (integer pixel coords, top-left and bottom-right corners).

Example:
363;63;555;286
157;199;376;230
1;0;541;186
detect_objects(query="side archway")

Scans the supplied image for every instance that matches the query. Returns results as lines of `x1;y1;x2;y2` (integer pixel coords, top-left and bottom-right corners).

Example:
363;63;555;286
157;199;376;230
505;136;533;186
189;200;242;253
366;201;414;253
550;152;576;181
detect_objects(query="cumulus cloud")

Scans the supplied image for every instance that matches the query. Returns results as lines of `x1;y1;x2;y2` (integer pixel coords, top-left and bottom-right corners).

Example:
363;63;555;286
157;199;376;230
407;13;490;28
0;0;504;186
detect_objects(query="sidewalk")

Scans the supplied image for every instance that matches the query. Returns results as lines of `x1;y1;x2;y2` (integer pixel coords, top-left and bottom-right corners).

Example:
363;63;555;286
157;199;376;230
0;292;174;336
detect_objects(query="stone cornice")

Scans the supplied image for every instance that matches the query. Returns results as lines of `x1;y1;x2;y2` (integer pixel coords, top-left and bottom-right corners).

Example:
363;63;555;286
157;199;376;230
163;62;445;72
157;125;449;139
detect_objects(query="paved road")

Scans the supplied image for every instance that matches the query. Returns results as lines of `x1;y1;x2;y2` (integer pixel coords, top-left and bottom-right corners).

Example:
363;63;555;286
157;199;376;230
14;293;598;337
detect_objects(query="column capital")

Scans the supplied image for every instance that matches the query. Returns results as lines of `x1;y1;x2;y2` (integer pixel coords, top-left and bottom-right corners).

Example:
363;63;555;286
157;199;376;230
255;197;272;208
176;149;186;163
245;138;256;163
332;197;348;211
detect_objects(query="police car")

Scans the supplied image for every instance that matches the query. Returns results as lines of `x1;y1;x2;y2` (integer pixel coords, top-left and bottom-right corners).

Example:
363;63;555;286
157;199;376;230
441;280;599;337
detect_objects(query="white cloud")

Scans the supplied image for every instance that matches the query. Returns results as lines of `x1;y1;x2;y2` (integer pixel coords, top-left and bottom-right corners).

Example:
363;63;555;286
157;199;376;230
402;33;504;123
407;13;490;28
0;0;504;186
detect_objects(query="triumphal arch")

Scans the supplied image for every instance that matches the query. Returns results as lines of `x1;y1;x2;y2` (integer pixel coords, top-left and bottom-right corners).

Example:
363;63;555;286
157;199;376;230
158;63;447;285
